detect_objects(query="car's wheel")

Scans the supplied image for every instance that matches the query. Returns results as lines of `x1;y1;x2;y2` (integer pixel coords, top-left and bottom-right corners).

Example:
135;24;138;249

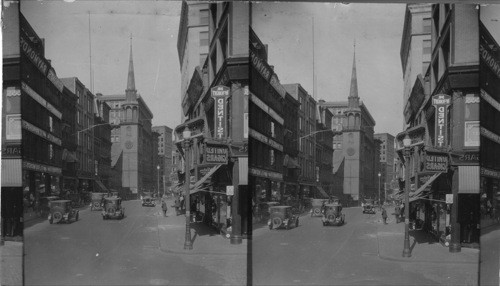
272;217;282;229
93;202;100;209
327;214;336;221
52;210;63;223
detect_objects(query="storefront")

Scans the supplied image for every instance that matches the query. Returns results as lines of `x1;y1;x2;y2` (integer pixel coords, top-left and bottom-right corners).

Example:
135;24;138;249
480;168;500;228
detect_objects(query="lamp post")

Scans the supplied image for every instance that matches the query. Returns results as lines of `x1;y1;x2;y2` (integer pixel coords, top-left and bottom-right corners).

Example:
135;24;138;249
157;165;160;199
402;134;412;258
378;172;381;209
182;127;193;250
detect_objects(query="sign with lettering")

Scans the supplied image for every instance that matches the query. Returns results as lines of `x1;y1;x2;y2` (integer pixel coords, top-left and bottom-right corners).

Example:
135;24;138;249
196;164;218;180
211;86;230;140
20;34;49;75
250;51;271;81
205;144;229;164
425;153;449;172
451;152;480;166
2;144;22;158
432;94;451;148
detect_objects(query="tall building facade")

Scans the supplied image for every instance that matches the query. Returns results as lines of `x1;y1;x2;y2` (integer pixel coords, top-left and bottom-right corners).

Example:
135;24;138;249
2;4;23;240
398;4;481;250
316;104;335;196
282;84;327;199
318;47;377;204
99;40;156;198
374;133;396;201
93;95;112;191
20;13;66;229
177;1;209;122
60;77;95;193
152;125;174;194
479;6;500;230
176;2;249;241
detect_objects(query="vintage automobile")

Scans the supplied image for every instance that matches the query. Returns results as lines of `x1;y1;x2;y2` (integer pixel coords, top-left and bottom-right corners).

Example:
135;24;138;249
268;206;299;230
37;196;59;218
48;200;79;224
102;197;125;220
255;201;279;222
90;192;106;211
310;198;327;217
142;195;156;207
322;203;345;226
362;199;376;214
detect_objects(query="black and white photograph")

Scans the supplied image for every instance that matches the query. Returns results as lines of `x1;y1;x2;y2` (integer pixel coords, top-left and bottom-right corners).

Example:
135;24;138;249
1;1;500;286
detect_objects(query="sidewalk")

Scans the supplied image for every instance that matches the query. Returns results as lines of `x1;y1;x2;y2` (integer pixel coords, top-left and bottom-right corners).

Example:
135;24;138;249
376;205;479;264
155;198;248;256
0;241;23;286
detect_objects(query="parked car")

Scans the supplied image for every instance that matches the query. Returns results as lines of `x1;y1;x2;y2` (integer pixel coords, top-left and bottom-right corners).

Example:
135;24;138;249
48;200;79;224
142;196;155;207
310;198;327;217
322;203;345;226
102;197;125;220
362;199;376;214
268;206;299;230
90;192;106;211
255;201;279;222
37;196;59;218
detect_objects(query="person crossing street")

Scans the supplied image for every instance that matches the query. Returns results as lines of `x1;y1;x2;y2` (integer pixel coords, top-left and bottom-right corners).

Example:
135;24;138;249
382;207;388;224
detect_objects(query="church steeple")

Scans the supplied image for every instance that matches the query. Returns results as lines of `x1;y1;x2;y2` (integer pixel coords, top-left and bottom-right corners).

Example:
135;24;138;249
126;35;137;102
348;40;360;109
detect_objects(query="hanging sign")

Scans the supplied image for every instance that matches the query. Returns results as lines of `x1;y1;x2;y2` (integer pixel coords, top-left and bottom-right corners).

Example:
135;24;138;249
211;85;230;140
432;94;451;148
205;143;229;164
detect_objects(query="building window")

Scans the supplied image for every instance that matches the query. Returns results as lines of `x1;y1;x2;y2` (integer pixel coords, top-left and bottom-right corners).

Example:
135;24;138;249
270;149;275;166
200;9;209;25
423;18;431;34
423;39;431;55
200;31;209;46
48;116;53;133
270;122;275;138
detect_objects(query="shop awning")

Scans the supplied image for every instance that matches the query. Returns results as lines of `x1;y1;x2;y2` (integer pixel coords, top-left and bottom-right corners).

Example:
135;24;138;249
314;185;330;199
458;166;479;194
189;164;222;195
94;180;109;193
409;172;442;202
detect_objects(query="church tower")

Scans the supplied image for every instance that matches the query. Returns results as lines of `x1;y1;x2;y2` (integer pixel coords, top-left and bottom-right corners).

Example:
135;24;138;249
121;36;140;193
343;42;363;201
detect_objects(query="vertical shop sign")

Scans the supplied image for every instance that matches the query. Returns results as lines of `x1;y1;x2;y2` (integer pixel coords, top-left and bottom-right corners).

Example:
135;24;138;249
211;85;230;140
432;94;451;148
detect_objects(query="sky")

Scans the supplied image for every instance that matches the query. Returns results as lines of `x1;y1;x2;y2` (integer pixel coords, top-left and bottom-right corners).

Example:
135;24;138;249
251;2;407;136
21;0;183;130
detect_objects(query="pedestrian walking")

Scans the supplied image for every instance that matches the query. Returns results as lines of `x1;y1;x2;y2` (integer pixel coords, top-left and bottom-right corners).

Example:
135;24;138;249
180;195;185;212
161;200;168;217
382;207;388;224
395;205;401;223
174;197;180;216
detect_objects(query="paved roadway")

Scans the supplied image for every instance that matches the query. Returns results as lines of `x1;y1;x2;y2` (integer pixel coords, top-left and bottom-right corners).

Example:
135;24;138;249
252;207;478;286
480;225;500;286
24;199;240;286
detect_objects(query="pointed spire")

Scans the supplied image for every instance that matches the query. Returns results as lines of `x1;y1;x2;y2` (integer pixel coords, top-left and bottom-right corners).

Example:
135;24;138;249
126;34;137;99
348;40;358;100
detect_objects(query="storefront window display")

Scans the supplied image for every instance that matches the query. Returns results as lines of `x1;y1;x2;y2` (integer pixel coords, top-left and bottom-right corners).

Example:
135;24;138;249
480;177;500;227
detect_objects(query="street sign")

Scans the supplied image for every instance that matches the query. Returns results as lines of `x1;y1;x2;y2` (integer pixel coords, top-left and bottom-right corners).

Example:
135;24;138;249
446;194;453;204
226;185;234;196
205;143;229;164
211;85;230;140
432;94;451;148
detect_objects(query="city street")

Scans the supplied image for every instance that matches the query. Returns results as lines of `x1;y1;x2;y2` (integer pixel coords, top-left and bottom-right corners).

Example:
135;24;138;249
480;224;500;286
24;199;247;286
252;206;479;286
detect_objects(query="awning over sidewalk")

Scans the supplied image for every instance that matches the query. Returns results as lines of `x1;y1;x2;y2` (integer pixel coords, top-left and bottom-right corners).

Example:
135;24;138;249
409;172;442;202
314;185;329;199
189;164;222;196
94;180;109;193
